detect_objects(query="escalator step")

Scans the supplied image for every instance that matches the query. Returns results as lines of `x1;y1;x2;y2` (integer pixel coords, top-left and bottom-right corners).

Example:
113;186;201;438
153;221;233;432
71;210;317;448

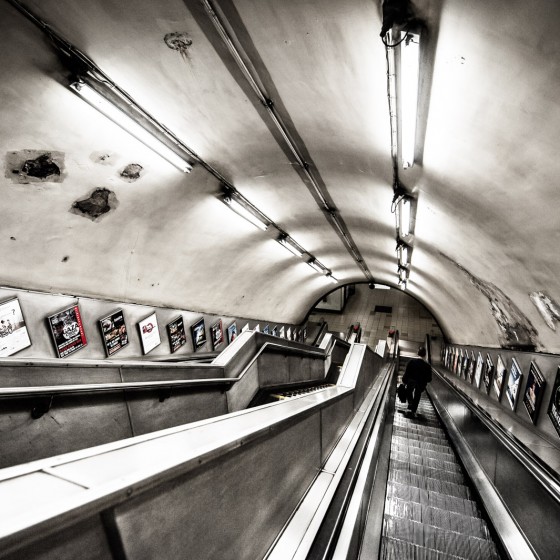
386;482;480;518
388;470;472;500
381;536;469;560
390;459;465;485
383;515;500;560
392;429;449;446
392;450;463;473
392;436;456;456
392;423;447;438
385;497;491;539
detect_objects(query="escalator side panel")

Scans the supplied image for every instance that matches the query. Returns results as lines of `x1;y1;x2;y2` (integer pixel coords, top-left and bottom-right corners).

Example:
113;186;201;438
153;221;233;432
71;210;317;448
430;375;560;560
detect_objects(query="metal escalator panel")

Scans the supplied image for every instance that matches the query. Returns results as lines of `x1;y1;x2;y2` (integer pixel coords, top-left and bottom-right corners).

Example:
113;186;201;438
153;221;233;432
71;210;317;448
380;394;502;560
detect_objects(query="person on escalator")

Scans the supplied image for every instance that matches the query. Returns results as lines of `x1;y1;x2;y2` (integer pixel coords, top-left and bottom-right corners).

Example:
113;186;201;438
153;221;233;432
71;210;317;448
402;346;432;417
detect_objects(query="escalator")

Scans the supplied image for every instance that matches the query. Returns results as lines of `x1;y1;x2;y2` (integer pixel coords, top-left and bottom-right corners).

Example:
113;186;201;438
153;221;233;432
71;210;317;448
382;391;501;559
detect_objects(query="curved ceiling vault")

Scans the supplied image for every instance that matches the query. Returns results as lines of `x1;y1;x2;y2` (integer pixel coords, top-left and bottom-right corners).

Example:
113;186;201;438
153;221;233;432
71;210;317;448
1;0;560;352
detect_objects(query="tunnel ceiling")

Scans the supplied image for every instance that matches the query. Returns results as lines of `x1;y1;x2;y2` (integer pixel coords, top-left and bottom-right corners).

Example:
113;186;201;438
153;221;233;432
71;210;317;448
1;0;560;352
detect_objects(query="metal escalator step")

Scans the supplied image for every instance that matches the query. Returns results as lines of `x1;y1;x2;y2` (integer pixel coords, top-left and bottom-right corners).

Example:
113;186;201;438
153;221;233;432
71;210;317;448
385;497;491;540
392;436;455;456
392;423;447;438
381;536;469;560
391;445;459;466
390;459;466;485
388;470;472;500
383;515;500;560
386;482;480;518
393;428;449;446
392;450;462;473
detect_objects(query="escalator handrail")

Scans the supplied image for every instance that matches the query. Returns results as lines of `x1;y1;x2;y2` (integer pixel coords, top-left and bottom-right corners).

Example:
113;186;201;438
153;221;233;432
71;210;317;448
432;367;560;506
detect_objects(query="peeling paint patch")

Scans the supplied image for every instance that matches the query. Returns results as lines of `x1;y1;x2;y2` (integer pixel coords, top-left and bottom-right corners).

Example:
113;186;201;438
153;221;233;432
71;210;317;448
91;151;116;165
164;32;193;60
6;150;65;183
440;252;539;350
120;163;143;182
71;188;118;221
530;291;560;331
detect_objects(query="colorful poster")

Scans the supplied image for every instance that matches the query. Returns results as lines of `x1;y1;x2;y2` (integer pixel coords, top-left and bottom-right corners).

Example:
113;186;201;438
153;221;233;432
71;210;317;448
191;318;207;350
167;316;186;353
474;352;484;388
523;362;546;424
47;304;87;358
494;355;506;400
100;309;129;356
227;322;237;344
547;367;560;438
483;354;494;394
506;358;523;411
138;312;161;355
210;319;224;350
0;297;31;357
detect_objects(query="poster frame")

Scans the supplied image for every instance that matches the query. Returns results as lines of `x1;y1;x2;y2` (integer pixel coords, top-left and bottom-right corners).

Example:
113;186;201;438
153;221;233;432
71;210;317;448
138;312;161;355
99;309;129;357
523;361;546;424
166;316;187;354
190;317;207;350
0;297;32;357
47;303;87;358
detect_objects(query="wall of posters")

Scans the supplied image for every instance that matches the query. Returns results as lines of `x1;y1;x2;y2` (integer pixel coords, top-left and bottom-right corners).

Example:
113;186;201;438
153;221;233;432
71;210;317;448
474;352;484;388
99;309;129;356
210;319;224;350
506;358;523;411
227;322;237;344
523;362;546;424
494;355;506;400
47;304;87;358
138;312;161;355
167;316;186;353
483;354;494;394
547;367;560;438
0;297;31;357
191;318;207;350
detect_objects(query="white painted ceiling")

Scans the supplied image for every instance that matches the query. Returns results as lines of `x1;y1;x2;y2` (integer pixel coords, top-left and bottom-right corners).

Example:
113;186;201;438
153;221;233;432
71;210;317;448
1;0;560;352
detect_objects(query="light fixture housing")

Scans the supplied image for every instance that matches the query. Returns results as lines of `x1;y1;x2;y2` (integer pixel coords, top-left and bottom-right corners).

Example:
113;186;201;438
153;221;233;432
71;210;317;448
326;274;338;284
399;197;412;237
278;236;303;258
399;31;420;169
69;80;193;173
307;260;327;274
222;195;269;231
398;245;409;267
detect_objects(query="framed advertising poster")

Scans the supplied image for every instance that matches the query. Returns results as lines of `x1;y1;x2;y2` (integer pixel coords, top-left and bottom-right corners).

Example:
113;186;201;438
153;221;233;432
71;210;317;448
0;297;31;357
523;362;546;424
279;326;285;338
227;322;237;344
241;323;250;333
47;304;87;358
210;319;224;350
461;351;469;378
494;355;506;400
191;318;207;350
99;309;129;357
167;316;186;353
287;327;292;340
272;326;278;337
303;325;307;342
263;324;270;335
506;358;522;411
467;351;476;383
138;312;161;355
474;352;484;388
547;367;560;438
452;349;459;374
483;354;494;394
254;324;261;333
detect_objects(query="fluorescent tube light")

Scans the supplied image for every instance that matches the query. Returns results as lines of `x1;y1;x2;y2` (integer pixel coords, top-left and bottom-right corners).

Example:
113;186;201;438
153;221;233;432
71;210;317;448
308;260;326;274
399;197;411;237
223;196;269;231
373;284;391;290
278;237;303;258
70;81;192;173
398;245;409;266
400;31;420;169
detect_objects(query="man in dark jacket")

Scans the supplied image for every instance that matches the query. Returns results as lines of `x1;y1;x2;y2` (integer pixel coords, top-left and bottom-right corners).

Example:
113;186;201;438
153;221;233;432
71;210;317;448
402;347;432;416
